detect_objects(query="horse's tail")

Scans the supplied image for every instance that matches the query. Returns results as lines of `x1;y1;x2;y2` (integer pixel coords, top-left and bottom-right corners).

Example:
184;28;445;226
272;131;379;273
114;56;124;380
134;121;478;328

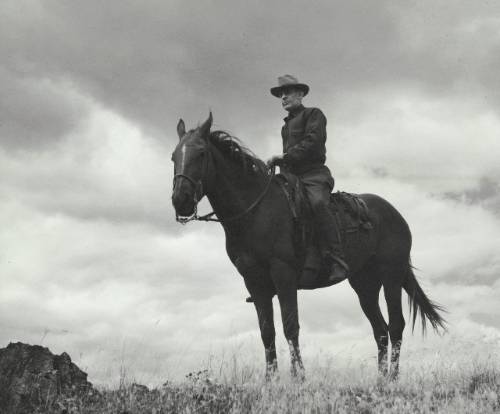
403;260;447;335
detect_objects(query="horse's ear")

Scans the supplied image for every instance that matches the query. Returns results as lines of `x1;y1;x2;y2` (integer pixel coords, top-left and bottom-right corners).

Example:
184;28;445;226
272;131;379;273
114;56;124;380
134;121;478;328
199;112;213;138
177;119;186;140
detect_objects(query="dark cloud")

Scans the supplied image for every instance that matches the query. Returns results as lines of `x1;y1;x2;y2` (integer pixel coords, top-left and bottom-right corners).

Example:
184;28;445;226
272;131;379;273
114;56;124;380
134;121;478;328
0;69;90;151
3;0;499;154
0;112;179;231
0;171;176;229
443;176;500;217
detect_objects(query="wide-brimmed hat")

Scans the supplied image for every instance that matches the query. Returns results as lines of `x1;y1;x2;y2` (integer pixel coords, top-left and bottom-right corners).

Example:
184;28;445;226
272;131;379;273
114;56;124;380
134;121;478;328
270;75;309;97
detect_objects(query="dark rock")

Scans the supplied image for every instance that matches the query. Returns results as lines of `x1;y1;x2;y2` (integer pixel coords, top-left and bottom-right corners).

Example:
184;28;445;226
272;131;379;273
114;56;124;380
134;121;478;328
0;342;94;413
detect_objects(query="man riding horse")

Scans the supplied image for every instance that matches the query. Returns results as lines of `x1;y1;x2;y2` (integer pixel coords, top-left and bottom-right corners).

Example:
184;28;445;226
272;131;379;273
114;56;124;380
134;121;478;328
267;75;349;283
172;90;446;377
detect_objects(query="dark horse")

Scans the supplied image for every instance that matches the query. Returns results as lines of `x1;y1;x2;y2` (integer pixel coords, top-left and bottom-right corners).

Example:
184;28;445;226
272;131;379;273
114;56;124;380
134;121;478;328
171;113;446;379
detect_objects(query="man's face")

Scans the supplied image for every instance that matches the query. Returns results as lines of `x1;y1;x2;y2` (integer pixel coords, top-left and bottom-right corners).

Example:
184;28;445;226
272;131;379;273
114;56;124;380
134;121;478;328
280;87;304;112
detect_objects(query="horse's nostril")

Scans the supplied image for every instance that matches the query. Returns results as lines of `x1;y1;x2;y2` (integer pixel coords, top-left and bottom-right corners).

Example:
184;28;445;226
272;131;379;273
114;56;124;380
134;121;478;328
172;191;194;216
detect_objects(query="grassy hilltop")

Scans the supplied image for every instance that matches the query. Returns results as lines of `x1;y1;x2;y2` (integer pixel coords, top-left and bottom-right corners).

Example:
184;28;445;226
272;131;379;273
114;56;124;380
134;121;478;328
89;369;498;414
49;349;499;414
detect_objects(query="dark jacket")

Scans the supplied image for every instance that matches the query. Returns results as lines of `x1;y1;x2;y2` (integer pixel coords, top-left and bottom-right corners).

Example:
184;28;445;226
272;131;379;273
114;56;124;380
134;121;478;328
281;105;328;175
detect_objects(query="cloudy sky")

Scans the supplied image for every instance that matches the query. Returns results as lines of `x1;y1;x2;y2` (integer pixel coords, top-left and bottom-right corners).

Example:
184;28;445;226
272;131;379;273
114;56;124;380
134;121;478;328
1;1;500;385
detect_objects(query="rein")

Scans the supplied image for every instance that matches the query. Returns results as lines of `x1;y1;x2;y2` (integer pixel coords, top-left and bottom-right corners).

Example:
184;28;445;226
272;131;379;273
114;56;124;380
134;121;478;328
174;141;275;224
197;165;275;224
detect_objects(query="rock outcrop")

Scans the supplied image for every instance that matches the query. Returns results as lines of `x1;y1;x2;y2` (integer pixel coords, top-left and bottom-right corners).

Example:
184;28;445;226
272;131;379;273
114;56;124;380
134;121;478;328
0;342;93;413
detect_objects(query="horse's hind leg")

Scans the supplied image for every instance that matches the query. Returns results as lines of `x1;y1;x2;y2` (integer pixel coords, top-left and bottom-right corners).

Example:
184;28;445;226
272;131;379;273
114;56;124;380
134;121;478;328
381;266;406;380
350;272;389;376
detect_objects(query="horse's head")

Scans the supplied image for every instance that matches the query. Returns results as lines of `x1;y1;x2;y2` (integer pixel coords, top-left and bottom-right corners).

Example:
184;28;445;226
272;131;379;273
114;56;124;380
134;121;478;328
171;112;213;222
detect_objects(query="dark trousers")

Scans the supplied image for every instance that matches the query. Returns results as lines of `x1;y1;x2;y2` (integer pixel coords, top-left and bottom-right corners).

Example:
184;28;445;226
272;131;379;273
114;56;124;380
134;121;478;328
298;167;343;258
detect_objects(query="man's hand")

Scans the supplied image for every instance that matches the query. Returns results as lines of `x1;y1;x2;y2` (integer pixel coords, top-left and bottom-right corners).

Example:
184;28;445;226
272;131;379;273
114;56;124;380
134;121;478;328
266;154;285;168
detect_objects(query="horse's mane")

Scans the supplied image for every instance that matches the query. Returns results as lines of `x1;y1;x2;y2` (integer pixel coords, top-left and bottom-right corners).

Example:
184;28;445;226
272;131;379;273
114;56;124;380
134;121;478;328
208;130;267;176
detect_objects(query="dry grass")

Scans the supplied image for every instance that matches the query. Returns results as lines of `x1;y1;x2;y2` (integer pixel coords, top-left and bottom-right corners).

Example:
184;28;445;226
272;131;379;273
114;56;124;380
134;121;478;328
49;348;499;414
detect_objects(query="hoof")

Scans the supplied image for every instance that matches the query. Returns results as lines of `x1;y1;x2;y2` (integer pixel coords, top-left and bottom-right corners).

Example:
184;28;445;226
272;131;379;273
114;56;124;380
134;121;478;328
388;369;399;381
378;364;388;378
291;367;306;382
265;363;278;381
294;371;306;382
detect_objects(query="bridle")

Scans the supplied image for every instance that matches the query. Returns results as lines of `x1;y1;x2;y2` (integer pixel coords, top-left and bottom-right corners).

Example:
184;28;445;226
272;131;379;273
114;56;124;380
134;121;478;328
173;140;212;224
173;140;275;225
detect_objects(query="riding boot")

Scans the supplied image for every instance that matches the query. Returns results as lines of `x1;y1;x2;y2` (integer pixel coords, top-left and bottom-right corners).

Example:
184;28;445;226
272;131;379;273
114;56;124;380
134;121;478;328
315;208;349;283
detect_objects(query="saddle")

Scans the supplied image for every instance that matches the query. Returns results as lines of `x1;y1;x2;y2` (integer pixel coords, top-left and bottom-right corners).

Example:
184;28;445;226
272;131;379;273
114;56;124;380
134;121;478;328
275;171;373;289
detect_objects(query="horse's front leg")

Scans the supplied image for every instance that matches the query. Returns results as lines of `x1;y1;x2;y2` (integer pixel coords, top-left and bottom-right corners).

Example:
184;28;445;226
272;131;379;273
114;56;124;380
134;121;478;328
252;293;277;377
236;255;277;377
270;257;304;379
